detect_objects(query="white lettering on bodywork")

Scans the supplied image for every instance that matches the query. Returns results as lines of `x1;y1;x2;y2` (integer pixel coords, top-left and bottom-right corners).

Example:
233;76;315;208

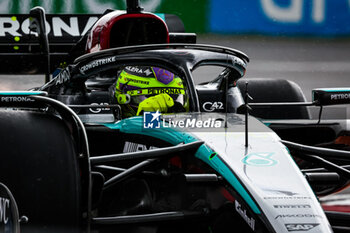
1;96;34;102
235;200;255;230
331;93;350;100
0;197;10;224
80;57;116;73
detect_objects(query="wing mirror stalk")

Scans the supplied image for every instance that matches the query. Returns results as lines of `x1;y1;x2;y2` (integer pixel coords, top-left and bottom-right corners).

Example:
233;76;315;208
29;6;50;83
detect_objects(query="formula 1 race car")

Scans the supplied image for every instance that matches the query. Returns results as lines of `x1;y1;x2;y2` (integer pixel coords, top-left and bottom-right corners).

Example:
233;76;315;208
1;1;350;233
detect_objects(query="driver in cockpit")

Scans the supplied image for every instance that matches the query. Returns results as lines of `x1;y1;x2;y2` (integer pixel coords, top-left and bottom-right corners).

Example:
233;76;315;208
112;66;189;118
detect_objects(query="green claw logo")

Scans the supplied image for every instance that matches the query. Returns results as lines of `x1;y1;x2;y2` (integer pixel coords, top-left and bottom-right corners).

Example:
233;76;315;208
242;153;277;167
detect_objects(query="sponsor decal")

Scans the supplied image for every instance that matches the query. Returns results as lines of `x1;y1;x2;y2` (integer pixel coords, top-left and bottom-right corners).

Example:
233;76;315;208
0;197;9;224
79;56;116;72
262;189;299;196
277;191;298;196
123;141;157;153
242;152;277;167
274;204;311;209
145;69;153;76
285;223;320;232
330;93;350;100
124;78;150;86
264;196;311;200
203;101;224;112
89;103;110;114
0;96;34;102
55;67;70;85
0;15;98;38
148;88;182;95
0;1;163;16
271;190;298;196
0;183;20;232
127;88;185;96
275;214;321;219
235;200;255;231
125;66;153;77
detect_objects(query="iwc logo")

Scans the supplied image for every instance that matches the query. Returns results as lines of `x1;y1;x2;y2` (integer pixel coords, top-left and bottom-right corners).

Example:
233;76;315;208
0;183;20;233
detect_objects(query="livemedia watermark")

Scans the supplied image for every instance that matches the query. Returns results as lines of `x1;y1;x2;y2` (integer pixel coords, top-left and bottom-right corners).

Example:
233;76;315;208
143;111;222;129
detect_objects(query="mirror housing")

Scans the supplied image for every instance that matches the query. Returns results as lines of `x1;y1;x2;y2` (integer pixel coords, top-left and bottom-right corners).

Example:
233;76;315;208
29;7;50;83
312;88;350;106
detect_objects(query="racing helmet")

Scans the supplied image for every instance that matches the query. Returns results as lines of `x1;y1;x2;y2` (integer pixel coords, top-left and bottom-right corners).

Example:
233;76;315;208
114;66;189;117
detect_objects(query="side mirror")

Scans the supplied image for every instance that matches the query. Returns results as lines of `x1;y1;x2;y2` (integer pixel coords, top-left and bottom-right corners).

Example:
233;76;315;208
312;88;350;106
126;0;143;13
29;7;50;83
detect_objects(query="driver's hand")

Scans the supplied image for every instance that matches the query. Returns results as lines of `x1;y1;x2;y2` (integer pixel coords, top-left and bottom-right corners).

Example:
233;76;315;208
136;93;174;116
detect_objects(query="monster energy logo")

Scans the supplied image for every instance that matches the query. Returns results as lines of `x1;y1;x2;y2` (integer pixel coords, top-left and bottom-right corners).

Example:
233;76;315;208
0;0;162;14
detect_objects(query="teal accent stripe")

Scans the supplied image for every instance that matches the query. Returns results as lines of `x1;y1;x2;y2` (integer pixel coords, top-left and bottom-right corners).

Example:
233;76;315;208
103;117;261;214
155;13;165;21
263;122;271;127
320;89;350;92
103;116;195;145
0;91;45;95
194;144;261;214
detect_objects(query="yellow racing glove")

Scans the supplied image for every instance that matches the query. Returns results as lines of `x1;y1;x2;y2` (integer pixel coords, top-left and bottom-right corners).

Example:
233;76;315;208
136;93;174;116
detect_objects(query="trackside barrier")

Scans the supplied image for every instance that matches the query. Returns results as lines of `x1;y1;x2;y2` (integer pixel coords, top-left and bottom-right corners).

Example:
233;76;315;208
210;0;350;36
1;0;349;35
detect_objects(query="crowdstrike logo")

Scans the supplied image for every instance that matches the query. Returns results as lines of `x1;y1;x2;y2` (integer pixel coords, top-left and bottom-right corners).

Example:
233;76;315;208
143;112;222;129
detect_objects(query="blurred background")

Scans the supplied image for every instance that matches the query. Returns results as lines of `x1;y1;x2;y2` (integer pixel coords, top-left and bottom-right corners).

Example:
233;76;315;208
1;0;350;102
